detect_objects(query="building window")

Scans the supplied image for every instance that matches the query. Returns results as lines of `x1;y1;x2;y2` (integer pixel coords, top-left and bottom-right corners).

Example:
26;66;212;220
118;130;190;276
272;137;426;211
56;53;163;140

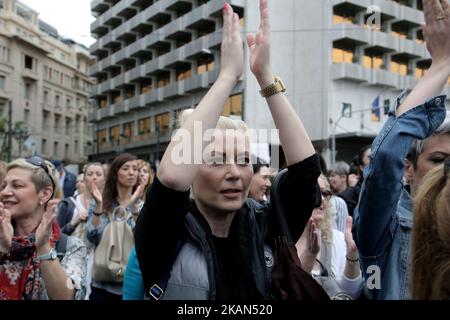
342;103;352;118
138;117;151;135
100;98;108;108
74;140;79;154
55;95;60;107
391;61;408;76
54;141;59;157
75;116;80;133
0;46;10;63
24;82;32;100
223;94;243;117
333;15;355;25
156;76;170;88
197;57;214;74
332;48;354;64
363;55;384;69
109;126;120;143
41;139;47;154
66;118;71;135
42;111;49;130
98;129;107;145
43;90;48;103
24;109;30;125
64;143;69;158
55;115;61;133
24;55;34;70
141;80;152;94
0;75;5;90
176;67;192;81
416;67;427;78
66;98;71;108
123;122;134;139
156;113;170;131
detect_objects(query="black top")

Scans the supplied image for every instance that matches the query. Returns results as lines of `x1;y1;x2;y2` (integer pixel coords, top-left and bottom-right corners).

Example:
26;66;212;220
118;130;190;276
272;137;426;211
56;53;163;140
135;154;321;299
338;184;361;216
212;235;260;300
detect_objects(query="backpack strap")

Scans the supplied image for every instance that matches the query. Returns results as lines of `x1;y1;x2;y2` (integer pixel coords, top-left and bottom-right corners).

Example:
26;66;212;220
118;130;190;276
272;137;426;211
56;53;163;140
55;233;68;261
148;239;185;300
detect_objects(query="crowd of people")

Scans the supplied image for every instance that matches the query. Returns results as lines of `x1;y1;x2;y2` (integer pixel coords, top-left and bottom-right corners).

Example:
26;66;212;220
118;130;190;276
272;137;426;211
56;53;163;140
0;0;450;300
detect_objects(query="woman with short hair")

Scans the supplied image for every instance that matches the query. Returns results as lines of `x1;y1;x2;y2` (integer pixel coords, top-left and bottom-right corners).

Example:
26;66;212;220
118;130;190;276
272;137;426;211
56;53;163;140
0;157;86;300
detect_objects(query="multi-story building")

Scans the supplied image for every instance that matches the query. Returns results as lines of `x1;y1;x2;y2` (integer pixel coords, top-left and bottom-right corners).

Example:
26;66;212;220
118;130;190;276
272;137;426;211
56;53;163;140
89;0;450;165
0;0;94;163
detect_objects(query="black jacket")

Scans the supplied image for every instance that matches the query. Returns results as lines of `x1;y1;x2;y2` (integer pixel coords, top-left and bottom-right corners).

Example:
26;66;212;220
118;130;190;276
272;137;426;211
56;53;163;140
135;154;321;299
56;197;77;235
62;170;77;198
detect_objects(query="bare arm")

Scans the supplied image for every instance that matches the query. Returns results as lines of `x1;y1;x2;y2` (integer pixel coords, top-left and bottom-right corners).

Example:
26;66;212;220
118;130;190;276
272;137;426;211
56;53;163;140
397;0;450;116
157;4;243;191
247;0;315;166
343;217;360;280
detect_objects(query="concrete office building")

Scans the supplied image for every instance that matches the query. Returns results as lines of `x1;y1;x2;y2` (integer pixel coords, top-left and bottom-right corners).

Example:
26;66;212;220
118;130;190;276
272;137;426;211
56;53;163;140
0;0;94;163
89;0;450;164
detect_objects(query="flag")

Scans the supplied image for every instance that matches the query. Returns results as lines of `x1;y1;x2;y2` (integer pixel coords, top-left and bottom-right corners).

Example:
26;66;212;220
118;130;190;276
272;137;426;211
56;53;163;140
371;96;380;122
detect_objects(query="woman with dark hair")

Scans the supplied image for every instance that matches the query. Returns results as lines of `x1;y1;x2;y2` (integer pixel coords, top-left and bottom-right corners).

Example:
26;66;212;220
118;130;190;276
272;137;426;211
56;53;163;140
87;153;143;300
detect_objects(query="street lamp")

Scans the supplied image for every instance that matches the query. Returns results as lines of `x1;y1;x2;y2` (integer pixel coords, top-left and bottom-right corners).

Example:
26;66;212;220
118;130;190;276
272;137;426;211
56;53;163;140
155;122;160;161
13;125;29;158
0;128;6;161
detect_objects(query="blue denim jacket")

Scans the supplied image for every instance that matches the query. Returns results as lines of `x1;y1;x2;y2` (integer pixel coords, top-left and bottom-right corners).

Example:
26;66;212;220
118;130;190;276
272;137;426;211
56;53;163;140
353;93;446;300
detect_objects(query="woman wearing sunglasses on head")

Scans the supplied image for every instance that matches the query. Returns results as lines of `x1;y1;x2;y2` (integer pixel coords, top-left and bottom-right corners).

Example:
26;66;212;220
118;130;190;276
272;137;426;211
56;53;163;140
0;156;87;300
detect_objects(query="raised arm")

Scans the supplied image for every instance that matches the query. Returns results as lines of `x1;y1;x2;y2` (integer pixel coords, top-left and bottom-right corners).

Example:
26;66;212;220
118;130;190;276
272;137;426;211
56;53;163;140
247;0;315;165
397;0;450;116
157;3;243;191
354;0;450;257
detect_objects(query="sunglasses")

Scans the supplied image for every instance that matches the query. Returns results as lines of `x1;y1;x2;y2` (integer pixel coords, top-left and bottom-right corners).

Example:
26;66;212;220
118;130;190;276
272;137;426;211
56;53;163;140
25;156;55;199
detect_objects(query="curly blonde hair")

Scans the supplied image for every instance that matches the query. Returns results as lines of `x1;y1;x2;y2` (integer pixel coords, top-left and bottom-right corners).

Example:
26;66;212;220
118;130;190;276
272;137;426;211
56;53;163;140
316;175;333;249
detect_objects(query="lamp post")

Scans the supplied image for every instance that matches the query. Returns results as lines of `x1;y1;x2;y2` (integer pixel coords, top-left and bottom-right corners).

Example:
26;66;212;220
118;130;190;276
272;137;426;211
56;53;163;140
13;125;29;158
8;100;12;162
0;126;6;161
155;122;160;161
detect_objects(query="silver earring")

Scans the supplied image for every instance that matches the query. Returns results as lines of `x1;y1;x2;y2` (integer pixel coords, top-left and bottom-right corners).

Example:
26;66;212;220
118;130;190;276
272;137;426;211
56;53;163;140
39;201;43;207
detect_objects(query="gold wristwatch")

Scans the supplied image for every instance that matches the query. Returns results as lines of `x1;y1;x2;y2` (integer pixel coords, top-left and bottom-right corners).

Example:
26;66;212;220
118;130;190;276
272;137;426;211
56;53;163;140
259;76;286;98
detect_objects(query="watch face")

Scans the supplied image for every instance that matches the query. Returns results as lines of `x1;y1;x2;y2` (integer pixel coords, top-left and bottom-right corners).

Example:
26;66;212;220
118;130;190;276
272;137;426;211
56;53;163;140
50;249;57;260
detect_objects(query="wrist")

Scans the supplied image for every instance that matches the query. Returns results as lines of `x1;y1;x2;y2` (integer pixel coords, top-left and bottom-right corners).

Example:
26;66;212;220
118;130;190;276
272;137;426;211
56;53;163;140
36;243;52;256
217;72;240;85
93;210;103;216
345;255;359;263
256;72;275;89
430;59;450;76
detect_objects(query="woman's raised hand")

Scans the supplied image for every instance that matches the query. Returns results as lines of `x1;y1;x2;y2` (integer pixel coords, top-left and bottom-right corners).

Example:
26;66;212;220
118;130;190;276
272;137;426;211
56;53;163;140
344;216;358;260
247;0;273;86
35;199;60;250
306;218;320;256
0;203;13;254
89;181;103;207
423;0;450;68
219;3;244;82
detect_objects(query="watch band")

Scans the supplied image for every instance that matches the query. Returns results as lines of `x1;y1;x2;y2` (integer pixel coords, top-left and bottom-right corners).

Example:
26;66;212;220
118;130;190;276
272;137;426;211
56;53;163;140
37;248;57;262
259;76;286;98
